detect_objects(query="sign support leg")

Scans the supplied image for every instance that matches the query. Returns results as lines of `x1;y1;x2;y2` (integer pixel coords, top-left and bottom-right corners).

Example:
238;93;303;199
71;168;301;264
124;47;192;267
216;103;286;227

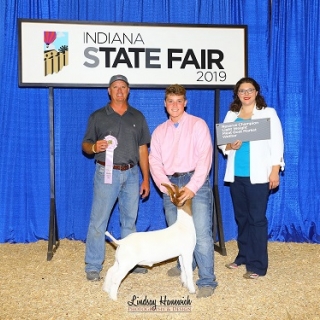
47;86;59;261
213;89;227;256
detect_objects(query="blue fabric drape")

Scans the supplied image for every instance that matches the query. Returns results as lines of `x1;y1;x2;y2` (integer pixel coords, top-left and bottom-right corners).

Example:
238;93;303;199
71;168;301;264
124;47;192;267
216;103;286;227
266;0;320;242
0;0;319;243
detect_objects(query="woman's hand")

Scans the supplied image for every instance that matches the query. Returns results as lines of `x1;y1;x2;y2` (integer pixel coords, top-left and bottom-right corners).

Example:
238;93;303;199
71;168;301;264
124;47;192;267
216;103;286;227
227;140;242;150
269;165;281;189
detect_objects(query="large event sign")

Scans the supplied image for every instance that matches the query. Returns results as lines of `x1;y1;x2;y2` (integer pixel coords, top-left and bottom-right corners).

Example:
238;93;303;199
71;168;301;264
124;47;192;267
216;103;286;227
18;19;247;88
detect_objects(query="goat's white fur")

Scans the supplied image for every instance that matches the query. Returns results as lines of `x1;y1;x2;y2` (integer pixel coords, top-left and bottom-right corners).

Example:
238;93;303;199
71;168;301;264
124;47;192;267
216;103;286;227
102;183;196;301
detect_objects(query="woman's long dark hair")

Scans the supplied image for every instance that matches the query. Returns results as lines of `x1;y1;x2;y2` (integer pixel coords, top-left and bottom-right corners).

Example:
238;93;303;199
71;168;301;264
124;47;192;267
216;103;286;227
229;77;267;112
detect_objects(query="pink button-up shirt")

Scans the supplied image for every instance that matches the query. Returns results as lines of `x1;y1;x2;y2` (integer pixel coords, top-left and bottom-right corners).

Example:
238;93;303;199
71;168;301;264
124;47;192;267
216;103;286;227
149;112;213;194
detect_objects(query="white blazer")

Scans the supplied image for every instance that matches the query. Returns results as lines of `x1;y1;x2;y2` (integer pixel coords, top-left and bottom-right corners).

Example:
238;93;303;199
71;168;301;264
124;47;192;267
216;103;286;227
219;106;285;183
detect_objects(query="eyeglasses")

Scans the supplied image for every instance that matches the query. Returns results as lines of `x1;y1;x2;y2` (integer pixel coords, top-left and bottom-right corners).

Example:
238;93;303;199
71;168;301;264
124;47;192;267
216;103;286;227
238;88;256;95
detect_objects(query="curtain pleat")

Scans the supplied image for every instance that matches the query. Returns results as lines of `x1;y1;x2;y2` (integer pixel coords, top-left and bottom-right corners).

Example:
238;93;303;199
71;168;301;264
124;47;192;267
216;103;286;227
267;0;320;242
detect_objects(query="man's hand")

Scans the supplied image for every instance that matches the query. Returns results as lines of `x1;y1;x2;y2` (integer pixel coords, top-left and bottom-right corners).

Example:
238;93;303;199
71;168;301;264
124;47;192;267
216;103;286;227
140;180;150;199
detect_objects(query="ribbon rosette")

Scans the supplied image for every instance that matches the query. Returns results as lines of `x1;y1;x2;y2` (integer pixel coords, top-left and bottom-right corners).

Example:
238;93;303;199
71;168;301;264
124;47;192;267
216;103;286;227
104;135;118;184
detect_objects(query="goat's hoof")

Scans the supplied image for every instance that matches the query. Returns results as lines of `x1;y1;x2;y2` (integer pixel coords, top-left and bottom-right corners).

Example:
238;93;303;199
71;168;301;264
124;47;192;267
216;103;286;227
109;295;118;301
186;284;196;293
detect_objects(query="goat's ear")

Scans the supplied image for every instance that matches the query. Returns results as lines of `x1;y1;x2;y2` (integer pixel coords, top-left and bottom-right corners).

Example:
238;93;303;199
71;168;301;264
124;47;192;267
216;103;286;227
161;183;175;198
161;183;173;194
170;184;180;195
161;183;182;206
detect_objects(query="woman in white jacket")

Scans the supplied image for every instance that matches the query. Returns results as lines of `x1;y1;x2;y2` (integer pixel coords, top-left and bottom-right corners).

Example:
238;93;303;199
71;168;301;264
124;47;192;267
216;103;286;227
219;77;284;279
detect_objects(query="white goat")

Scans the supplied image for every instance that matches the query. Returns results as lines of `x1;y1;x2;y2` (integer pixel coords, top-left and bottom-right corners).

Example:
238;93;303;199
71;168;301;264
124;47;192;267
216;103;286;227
102;183;196;301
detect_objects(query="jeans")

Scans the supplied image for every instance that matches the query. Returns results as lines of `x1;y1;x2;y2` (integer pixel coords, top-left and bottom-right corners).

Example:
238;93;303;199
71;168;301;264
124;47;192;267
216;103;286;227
164;173;217;288
85;163;139;273
230;176;269;275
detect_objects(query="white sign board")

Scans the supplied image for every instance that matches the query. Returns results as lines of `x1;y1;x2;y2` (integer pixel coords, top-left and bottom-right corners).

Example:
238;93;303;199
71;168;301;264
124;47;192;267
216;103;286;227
18;19;247;88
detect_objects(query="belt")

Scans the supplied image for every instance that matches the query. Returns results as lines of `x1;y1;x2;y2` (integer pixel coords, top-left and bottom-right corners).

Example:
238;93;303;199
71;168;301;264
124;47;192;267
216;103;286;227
97;160;135;171
170;170;195;177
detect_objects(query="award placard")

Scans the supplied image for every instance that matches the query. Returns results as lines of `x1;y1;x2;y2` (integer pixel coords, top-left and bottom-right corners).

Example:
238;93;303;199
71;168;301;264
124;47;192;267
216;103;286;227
216;118;270;145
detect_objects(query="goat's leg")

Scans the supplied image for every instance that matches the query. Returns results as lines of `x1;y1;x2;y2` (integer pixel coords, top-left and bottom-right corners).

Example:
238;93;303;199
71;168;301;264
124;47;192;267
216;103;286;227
179;254;196;293
108;264;133;301
103;262;118;294
178;255;187;286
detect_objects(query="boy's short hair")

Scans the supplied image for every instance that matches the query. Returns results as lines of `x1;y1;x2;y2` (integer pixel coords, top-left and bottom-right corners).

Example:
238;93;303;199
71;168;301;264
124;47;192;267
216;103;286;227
165;84;186;100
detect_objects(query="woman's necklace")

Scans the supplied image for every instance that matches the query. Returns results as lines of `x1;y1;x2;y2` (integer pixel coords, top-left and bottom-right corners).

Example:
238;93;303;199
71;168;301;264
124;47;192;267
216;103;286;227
239;107;253;119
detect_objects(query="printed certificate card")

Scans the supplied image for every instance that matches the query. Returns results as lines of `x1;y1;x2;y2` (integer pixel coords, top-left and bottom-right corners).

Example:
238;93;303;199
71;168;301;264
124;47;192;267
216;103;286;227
216;118;270;145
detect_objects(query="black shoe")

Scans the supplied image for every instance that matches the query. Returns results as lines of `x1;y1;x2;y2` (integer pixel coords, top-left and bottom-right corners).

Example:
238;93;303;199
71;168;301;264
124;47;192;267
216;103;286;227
196;286;215;298
86;271;101;281
130;266;148;274
167;266;180;277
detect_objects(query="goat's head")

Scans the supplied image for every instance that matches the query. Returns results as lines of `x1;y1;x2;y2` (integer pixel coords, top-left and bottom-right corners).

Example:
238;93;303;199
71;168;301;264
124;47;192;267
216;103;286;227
161;183;192;215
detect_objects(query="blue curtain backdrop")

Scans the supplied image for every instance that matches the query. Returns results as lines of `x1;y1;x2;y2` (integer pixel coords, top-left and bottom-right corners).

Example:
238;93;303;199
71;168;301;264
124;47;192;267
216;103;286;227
0;0;319;244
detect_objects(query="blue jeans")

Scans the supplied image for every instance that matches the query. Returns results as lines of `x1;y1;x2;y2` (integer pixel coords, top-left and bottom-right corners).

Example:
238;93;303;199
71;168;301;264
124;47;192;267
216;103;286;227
230;176;269;275
85;163;140;273
164;173;217;288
